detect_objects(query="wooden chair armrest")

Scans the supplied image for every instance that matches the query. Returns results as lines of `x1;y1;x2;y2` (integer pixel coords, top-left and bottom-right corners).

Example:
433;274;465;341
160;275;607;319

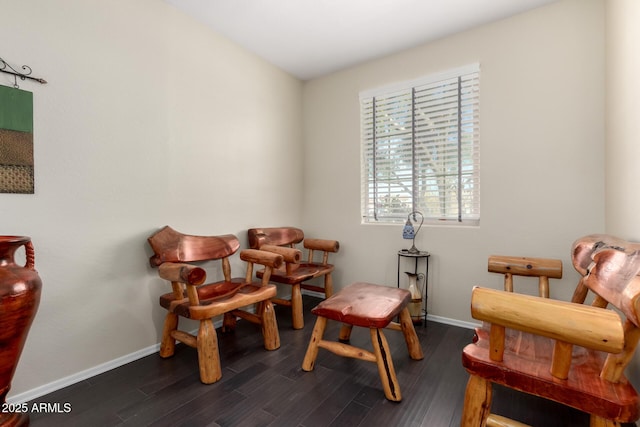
240;249;283;269
259;245;301;264
488;255;562;279
158;262;206;286
471;287;624;353
303;238;339;253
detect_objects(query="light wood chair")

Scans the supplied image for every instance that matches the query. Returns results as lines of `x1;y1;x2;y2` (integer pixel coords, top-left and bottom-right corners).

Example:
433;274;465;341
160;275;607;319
488;255;562;298
148;226;283;384
461;235;640;426
247;227;339;329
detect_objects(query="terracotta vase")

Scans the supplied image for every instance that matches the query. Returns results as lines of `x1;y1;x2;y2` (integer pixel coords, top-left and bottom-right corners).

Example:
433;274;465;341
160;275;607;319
0;236;42;426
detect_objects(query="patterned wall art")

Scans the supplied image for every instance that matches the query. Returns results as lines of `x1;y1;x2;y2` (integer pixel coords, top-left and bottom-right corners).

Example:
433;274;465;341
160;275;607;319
0;85;34;193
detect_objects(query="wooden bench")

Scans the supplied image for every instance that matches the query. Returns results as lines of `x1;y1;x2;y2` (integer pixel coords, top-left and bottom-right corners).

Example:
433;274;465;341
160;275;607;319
247;227;339;329
302;282;424;401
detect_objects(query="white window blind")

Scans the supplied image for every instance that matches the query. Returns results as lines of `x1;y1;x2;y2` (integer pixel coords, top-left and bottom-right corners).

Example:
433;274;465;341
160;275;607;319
360;64;480;224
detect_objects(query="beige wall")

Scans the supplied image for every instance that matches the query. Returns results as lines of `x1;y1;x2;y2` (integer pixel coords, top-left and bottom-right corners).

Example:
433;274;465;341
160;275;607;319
302;0;605;322
605;0;640;386
606;0;640;239
0;0;303;398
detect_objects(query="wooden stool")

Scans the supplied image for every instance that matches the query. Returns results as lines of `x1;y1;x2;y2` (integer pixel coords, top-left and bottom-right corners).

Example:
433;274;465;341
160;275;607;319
302;282;424;402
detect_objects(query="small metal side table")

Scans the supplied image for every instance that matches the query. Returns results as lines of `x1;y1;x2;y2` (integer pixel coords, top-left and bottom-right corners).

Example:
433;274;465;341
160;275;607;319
397;250;430;325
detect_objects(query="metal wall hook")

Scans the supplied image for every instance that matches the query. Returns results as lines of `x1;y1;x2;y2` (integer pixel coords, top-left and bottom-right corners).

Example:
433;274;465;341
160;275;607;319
0;57;47;89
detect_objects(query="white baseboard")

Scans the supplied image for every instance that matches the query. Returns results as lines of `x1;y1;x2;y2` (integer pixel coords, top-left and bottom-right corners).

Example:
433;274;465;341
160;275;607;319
7;324;209;405
7;295;475;405
7;343;161;404
426;314;479;330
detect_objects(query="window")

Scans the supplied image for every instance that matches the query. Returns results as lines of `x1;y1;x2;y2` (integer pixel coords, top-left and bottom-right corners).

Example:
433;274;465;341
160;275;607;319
360;64;480;225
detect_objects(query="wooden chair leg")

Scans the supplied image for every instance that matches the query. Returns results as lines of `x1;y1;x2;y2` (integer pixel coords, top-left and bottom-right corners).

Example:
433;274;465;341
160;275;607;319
291;283;304;330
460;375;492;427
589;415;620;427
160;312;178;358
197;319;221;384
302;316;327;371
370;328;401;402
324;273;333;297
398;307;424;360
260;300;280;350
222;312;237;333
255;301;264;317
339;323;353;342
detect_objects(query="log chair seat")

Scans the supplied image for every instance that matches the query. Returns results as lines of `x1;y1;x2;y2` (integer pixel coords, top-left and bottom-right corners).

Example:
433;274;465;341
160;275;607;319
302;282;424;402
262;265;322;286
248;227;340;329
463;325;639;422
159;282;276;320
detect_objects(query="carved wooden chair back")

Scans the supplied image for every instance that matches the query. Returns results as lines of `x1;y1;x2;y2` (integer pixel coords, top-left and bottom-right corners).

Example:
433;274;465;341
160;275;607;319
570;234;637;306
147;226;283;384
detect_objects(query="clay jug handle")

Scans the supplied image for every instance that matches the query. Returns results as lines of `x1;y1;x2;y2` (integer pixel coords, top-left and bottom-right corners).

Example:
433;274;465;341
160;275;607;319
25;241;35;270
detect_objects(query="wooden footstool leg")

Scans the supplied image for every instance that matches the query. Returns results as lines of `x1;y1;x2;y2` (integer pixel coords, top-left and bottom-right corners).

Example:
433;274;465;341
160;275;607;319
160;312;178;358
589;415;618;427
261;299;280;350
370;328;401;402
291;283;304;330
197;319;221;384
399;307;424;360
460;375;492;426
339;323;353;342
302;316;327;371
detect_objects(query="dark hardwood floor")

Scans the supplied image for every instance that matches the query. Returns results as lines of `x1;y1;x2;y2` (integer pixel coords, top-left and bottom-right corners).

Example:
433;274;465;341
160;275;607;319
28;296;606;426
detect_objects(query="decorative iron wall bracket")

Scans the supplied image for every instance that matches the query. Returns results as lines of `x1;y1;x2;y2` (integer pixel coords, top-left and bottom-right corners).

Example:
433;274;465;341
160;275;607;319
0;57;47;89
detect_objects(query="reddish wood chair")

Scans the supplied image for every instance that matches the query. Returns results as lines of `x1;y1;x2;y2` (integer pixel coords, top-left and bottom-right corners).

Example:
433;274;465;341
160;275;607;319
570;234;633;305
148;226;283;384
247;227;339;329
488;255;563;298
302;282;424;402
461;235;640;426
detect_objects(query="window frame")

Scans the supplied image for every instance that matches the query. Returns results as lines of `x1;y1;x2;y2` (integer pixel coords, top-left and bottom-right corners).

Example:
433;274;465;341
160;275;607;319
360;64;480;226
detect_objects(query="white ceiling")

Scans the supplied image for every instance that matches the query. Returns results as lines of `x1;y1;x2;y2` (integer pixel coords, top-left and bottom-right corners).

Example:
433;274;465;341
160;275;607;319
165;0;558;81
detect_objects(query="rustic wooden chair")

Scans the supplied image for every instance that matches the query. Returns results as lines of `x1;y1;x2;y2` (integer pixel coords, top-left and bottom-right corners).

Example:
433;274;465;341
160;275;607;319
148;226;283;384
461;235;640;426
247;227;339;329
488;255;563;298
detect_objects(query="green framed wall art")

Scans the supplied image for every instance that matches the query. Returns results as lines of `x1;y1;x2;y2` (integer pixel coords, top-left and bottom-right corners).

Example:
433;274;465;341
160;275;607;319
0;85;34;193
